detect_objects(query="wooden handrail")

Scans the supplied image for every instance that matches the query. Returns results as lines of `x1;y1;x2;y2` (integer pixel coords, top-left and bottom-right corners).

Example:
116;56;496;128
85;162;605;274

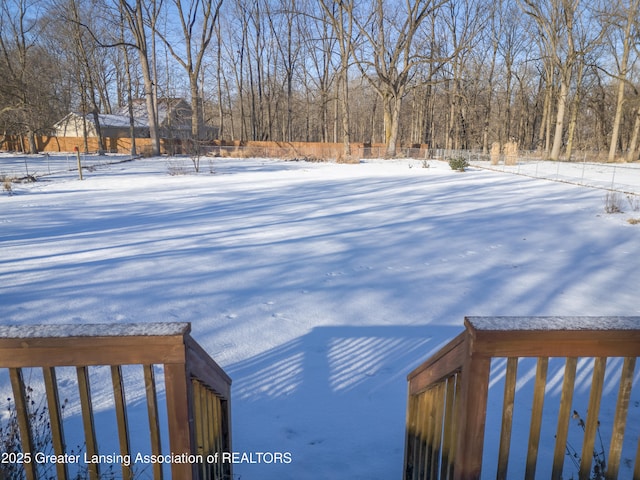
404;316;640;480
0;323;232;480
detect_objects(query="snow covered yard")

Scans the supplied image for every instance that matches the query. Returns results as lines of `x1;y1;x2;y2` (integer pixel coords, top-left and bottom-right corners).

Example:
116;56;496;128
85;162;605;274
472;158;640;195
1;155;639;479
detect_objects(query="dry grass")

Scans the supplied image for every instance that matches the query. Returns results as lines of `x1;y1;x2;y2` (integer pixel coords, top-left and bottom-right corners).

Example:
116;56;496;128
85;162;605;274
490;142;501;165
604;192;624;213
336;152;360;164
2;176;12;195
504;141;518;165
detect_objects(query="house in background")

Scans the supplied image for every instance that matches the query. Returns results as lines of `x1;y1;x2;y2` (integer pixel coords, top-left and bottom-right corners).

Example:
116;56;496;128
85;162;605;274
53;98;195;140
113;98;194;138
52;112;149;139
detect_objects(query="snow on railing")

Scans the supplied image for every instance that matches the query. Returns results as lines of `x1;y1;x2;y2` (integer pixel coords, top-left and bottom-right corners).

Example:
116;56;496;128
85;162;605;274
403;316;640;480
0;322;232;480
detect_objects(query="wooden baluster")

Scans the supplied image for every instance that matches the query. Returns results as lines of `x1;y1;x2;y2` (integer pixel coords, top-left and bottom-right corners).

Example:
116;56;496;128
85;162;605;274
76;366;99;479
440;374;457;480
525;357;549;480
403;392;418;480
497;357;518;480
42;367;68;480
579;357;607;480
9;368;37;480
552;357;578;480
430;382;446;479
606;357;637;480
144;364;163;480
111;365;132;480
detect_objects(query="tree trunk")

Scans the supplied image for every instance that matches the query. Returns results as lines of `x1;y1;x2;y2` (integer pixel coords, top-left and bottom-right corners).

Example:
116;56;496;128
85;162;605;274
190;75;201;139
608;0;638;161
385;95;402;157
564;61;584;161
383;94;393;150
27;130;38;154
120;16;137;155
140;56;160;155
216;25;224;140
549;77;569;161
381;92;401;157
627;107;640;162
339;68;351;156
608;78;626;162
539;75;553;155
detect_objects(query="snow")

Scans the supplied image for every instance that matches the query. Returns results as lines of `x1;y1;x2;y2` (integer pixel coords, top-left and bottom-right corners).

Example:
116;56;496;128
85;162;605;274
1;154;640;479
472;158;640;195
0;322;190;338
467;316;640;331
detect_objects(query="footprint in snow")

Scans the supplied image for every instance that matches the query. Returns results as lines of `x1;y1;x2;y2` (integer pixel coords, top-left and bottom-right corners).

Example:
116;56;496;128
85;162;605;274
325;271;344;277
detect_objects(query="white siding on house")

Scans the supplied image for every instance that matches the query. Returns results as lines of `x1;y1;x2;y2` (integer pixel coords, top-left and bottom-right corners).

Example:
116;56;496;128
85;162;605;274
54;99;199;139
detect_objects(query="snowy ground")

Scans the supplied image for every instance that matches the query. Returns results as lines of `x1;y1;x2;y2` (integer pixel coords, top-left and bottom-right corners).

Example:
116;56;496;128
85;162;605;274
472;158;640;195
1;154;640;479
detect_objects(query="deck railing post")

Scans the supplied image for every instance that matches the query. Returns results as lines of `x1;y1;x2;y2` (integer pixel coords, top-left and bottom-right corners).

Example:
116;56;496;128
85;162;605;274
404;317;640;480
0;323;232;480
452;329;491;480
165;360;198;479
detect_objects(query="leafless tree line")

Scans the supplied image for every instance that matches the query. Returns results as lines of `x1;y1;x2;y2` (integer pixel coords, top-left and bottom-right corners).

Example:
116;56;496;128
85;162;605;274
1;0;640;161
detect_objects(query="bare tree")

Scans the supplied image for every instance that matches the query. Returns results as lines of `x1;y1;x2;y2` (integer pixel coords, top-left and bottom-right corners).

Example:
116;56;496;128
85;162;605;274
626;99;640;162
55;0;110;152
442;0;484;150
240;0;271;141
495;1;526;146
117;6;139;155
520;0;603;160
118;0;161;155
605;0;640;161
0;0;63;153
219;0;249;140
301;2;337;143
154;0;223;140
349;0;447;157
319;0;355;156
263;0;301;141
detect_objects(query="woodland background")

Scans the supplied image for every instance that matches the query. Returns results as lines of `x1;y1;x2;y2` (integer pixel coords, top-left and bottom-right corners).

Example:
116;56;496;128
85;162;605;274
1;0;640;161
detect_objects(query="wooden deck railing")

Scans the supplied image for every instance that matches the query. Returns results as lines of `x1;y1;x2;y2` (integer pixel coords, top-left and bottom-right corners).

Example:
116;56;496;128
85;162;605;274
0;323;232;480
403;316;640;480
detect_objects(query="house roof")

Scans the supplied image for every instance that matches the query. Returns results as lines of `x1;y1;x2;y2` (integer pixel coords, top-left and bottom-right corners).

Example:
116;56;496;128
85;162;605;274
96;113;147;128
54;98;192;134
53;98;192;136
114;98;191;127
53;112;147;129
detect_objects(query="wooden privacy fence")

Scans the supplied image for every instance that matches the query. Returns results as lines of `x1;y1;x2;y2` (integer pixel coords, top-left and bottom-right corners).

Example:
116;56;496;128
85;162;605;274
404;316;640;480
0;323;232;480
2;134;429;159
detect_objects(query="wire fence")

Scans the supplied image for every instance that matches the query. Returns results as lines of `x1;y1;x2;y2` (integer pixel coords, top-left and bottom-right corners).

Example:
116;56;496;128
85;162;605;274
2;148;640;197
433;149;640;196
0;152;137;180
